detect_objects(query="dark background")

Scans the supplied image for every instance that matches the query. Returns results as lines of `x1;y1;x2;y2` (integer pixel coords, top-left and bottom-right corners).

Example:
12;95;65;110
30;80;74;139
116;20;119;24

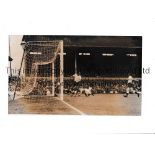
23;35;142;77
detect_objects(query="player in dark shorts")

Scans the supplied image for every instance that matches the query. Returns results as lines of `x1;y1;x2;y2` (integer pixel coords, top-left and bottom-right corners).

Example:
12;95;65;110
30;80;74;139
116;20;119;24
124;75;134;97
71;73;82;96
124;75;140;97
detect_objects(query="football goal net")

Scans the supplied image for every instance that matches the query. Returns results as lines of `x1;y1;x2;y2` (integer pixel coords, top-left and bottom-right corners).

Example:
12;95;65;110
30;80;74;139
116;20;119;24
13;40;64;100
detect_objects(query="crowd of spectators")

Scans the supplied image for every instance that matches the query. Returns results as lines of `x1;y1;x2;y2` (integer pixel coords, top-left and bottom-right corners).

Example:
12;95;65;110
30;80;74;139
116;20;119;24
9;76;141;95
64;79;129;94
25;79;129;95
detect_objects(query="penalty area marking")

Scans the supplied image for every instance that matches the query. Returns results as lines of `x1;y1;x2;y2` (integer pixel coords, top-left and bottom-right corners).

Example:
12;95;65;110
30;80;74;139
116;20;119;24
55;97;86;115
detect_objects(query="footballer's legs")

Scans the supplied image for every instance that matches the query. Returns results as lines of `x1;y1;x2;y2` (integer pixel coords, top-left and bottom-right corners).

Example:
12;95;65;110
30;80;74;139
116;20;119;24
124;87;129;97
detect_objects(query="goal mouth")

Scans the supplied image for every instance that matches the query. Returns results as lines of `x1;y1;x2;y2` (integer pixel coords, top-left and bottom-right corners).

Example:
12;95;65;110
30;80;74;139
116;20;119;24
11;40;64;101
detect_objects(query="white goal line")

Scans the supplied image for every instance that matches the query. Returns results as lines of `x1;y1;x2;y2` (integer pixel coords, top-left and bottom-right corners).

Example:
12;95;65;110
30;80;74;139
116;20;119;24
55;97;86;115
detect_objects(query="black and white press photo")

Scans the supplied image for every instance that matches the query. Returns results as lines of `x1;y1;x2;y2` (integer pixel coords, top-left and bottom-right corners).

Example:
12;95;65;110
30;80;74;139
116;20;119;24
8;35;142;115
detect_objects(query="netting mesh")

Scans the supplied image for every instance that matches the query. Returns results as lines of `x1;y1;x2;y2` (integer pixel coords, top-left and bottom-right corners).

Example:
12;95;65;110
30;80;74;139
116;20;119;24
17;41;62;97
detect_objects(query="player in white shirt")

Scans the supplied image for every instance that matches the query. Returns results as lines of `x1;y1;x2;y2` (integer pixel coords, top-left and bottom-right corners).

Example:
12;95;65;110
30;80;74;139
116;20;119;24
70;73;82;96
73;73;82;83
124;75;134;97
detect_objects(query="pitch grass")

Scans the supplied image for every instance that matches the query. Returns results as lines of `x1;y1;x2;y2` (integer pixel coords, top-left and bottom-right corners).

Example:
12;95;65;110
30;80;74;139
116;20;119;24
8;94;141;115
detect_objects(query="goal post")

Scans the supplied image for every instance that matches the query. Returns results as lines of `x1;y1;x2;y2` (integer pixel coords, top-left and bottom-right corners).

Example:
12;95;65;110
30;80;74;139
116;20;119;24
13;40;64;101
60;41;64;100
52;62;55;97
51;40;64;100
